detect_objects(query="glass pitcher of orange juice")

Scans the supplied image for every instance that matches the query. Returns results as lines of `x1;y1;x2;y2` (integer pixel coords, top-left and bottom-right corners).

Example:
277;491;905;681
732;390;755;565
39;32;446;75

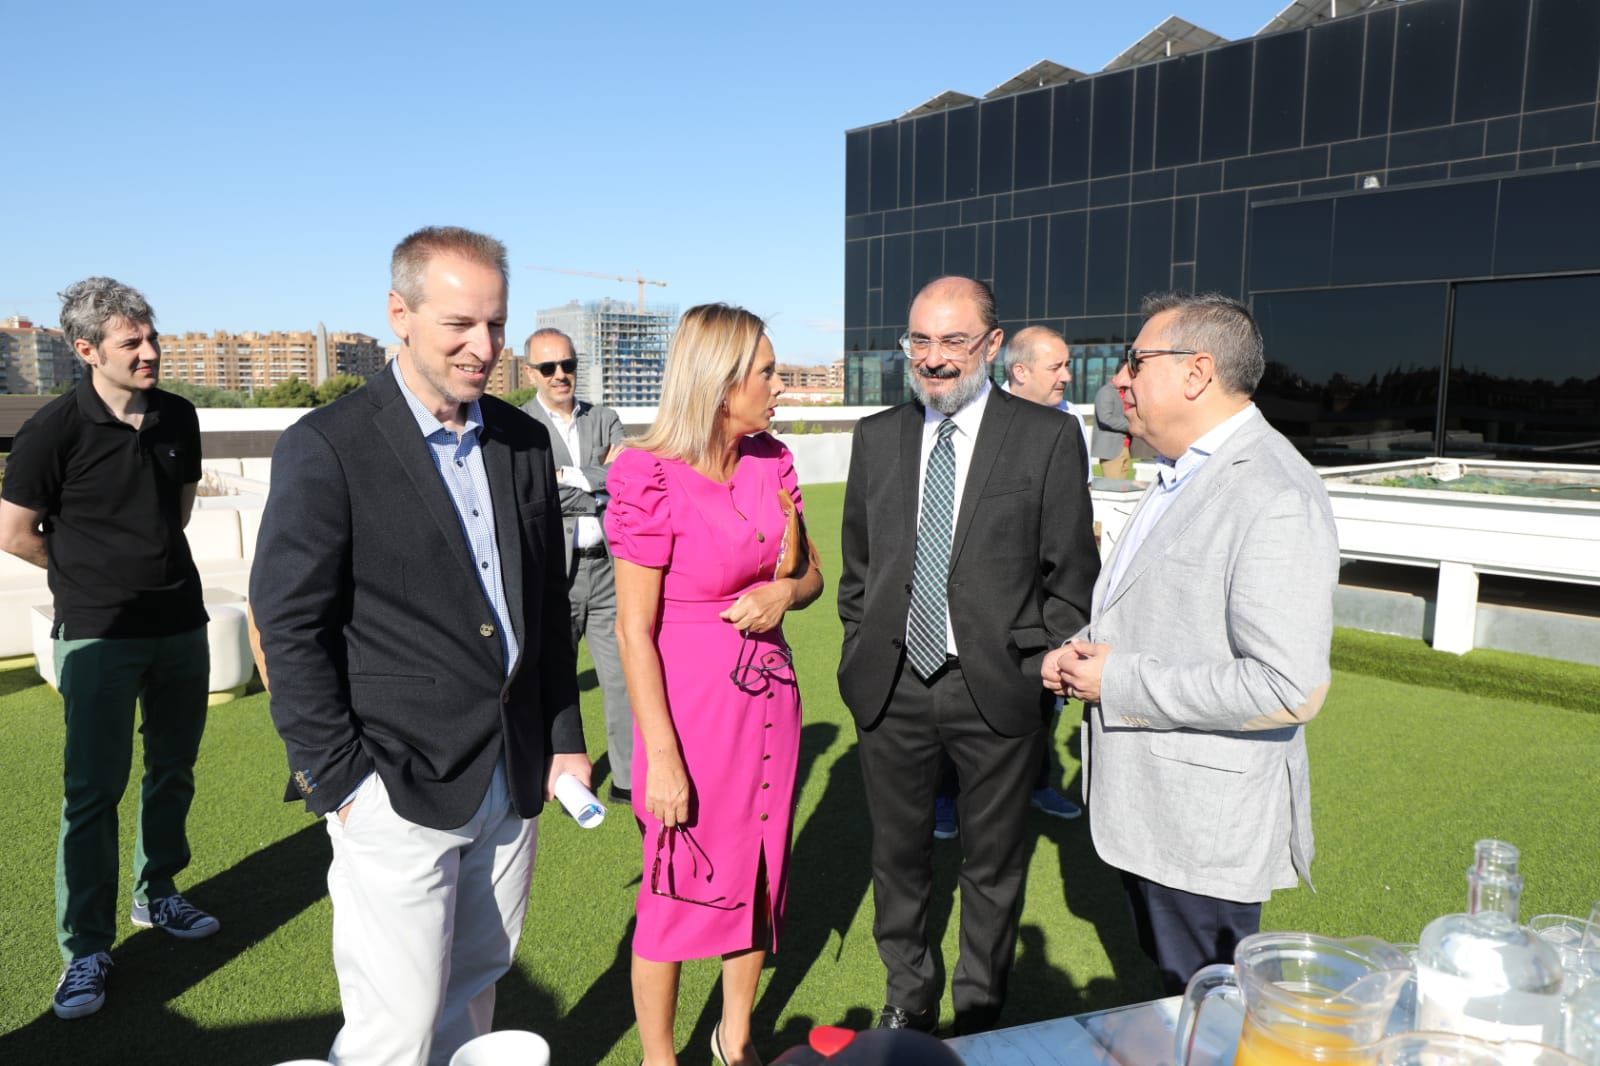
1176;932;1413;1065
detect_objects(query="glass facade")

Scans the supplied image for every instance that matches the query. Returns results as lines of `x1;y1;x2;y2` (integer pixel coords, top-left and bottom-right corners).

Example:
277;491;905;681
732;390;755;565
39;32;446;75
843;0;1600;464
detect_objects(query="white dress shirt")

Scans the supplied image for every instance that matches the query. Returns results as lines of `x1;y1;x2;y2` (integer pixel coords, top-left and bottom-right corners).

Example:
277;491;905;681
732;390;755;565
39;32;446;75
1104;403;1260;599
537;395;604;550
911;379;992;656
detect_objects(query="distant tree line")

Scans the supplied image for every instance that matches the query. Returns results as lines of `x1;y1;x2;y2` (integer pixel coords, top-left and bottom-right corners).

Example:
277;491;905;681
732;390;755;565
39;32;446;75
158;374;366;408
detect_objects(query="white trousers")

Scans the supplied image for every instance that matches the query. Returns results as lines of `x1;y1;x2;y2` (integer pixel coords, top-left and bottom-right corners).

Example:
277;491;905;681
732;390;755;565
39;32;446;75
324;762;537;1066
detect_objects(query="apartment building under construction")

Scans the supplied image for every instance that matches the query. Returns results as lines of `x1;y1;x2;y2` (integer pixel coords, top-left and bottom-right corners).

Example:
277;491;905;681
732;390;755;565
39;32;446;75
535;299;673;407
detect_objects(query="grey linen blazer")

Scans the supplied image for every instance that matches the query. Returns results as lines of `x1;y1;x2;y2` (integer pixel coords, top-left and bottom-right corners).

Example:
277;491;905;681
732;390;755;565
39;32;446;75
520;398;625;574
1081;407;1339;903
1091;383;1130;460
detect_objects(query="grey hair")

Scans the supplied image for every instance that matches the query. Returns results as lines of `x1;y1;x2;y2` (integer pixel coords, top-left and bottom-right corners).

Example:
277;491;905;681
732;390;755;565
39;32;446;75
524;327;575;359
1002;324;1065;383
1138;291;1264;395
58;277;155;350
390;226;509;308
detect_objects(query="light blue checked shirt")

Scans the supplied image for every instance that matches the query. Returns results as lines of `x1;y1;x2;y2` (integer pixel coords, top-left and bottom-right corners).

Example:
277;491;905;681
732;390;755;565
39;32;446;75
392;362;520;676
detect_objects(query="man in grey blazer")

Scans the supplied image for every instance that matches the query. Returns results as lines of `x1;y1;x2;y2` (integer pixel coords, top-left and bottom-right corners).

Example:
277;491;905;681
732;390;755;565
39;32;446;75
1091;381;1132;478
521;329;633;801
1044;292;1340;994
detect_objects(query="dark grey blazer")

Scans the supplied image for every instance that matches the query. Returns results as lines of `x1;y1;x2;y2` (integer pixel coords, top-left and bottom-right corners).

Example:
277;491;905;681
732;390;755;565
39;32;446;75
519;396;625;574
252;367;583;830
837;387;1100;736
1091;382;1130;460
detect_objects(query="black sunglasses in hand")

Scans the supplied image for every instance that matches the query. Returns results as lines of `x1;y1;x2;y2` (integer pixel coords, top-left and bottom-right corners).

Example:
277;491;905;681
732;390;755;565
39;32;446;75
651;825;745;910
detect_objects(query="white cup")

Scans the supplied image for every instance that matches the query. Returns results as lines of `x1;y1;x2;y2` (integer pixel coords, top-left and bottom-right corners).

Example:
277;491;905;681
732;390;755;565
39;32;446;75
449;1030;551;1066
553;773;605;829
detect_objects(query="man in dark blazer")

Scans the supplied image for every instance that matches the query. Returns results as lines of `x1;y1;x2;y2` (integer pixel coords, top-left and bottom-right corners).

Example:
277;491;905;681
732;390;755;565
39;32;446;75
520;329;632;801
838;276;1099;1035
251;226;588;1066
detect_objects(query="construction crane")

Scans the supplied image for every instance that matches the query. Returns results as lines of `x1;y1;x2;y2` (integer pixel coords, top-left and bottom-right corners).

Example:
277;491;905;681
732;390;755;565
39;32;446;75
527;266;667;312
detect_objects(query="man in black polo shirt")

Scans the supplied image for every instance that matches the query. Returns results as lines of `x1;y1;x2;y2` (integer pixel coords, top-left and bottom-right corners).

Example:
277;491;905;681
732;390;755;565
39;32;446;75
0;276;218;1021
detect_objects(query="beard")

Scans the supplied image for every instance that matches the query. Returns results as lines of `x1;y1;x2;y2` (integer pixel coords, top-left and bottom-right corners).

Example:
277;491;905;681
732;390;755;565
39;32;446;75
908;361;987;416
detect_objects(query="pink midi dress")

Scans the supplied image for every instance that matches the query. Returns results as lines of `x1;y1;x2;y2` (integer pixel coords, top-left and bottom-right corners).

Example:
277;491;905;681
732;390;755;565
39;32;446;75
605;434;804;963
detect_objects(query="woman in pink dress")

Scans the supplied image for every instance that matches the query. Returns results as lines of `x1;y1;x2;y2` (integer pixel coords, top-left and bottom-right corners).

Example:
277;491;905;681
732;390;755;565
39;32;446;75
608;303;824;1066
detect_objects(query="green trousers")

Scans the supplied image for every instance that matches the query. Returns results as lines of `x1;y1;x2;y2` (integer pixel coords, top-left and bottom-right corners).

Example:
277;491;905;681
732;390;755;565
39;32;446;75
53;626;210;961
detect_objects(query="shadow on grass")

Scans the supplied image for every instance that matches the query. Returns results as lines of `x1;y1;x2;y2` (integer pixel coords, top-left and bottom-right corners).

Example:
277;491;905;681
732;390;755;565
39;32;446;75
0;824;336;1065
577;667;598;693
0;666;45;700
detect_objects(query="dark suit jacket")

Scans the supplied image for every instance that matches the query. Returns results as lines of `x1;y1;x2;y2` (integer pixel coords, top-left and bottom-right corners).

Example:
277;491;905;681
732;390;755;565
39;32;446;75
837;387;1099;736
519;397;625;575
251;366;583;830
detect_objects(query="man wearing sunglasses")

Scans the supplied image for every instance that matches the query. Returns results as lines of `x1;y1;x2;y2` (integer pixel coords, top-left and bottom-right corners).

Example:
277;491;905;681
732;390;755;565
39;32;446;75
1043;292;1339;996
520;329;632;802
839;276;1099;1036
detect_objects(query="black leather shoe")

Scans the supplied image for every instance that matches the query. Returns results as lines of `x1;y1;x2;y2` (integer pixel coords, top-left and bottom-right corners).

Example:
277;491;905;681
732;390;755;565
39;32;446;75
609;784;632;804
876;1004;937;1033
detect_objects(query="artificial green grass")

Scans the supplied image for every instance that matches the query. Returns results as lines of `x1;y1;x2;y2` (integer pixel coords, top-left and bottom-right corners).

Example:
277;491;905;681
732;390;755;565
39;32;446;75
1332;626;1600;715
2;482;1597;1064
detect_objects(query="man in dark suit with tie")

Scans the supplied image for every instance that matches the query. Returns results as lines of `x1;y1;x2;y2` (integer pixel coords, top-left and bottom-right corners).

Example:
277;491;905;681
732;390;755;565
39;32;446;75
838;276;1099;1035
520;329;632;801
251;226;589;1066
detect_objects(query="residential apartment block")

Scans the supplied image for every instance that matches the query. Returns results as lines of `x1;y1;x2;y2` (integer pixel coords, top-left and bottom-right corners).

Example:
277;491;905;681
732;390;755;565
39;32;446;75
159;324;385;392
0;316;80;395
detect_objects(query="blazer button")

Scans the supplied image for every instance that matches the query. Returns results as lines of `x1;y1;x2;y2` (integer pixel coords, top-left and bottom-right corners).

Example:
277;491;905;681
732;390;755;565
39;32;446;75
480;623;496;638
904;583;912;594
891;637;903;649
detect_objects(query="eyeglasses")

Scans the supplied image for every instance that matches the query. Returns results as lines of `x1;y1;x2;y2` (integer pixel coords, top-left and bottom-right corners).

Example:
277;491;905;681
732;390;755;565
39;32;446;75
1122;346;1197;378
730;630;793;690
651;825;745;909
898;329;995;359
532;358;577;376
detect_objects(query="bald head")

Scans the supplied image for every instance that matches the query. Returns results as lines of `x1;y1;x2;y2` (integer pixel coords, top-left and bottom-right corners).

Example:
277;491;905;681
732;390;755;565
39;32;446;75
1005;326;1072;406
910;276;999;332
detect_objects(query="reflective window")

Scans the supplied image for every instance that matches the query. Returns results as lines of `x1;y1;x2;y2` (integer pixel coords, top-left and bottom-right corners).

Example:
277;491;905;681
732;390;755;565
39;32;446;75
898;122;915;209
1446;276;1600;463
980;97;1015;195
947;105;979;200
1052;81;1091;184
1128;200;1174;307
870;124;897;213
1391;0;1459;132
1203;42;1254;161
846;130;870;215
1252;31;1306;153
845;241;868;329
1494;168;1600;275
1047;212;1088;317
1092;69;1135;177
1029;217;1049;318
1086;207;1129;314
944;225;977;278
914;114;946;206
1014;89;1051;190
1250;198;1333;292
1332;181;1497;285
868;236;884;289
1133;65;1158;172
1194;191;1246;298
1254;284;1447;464
882;235;912;329
1361;7;1396;137
913;231;944;297
1156;54;1204;168
1304;17;1364;145
993;220;1030;322
1526;0;1600;110
1457;0;1529;121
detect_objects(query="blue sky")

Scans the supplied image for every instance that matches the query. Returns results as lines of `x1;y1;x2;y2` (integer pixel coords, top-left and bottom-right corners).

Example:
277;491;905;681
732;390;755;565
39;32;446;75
2;1;1273;365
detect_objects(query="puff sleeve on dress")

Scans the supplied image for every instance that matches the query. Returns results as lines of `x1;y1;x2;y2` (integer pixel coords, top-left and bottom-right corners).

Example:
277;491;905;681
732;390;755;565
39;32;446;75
605;448;673;569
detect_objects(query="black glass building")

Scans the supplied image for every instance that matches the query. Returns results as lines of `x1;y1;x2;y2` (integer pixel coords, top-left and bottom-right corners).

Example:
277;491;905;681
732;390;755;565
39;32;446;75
843;0;1600;465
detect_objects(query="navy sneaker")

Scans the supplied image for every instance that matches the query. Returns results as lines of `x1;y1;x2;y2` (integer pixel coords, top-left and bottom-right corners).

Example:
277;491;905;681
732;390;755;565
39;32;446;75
933;796;958;840
131;893;219;939
53;952;112;1019
1030;787;1083;820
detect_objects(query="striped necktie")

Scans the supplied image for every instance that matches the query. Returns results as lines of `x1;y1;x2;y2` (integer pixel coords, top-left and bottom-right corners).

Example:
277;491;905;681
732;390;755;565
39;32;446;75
906;418;957;680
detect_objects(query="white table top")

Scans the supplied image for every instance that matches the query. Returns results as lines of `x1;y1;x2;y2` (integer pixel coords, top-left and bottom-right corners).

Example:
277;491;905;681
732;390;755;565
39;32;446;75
945;995;1243;1066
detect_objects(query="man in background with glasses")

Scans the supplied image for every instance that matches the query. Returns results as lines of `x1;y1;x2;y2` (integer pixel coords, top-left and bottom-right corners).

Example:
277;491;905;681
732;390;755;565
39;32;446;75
1043;292;1339;996
839;275;1098;1036
521;328;632;803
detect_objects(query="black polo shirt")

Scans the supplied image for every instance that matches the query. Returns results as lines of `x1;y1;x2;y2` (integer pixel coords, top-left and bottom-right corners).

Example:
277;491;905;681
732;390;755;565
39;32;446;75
2;377;208;639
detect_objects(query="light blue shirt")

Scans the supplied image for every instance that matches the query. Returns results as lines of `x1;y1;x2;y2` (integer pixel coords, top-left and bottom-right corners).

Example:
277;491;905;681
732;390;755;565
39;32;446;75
1104;403;1259;599
392;362;519;676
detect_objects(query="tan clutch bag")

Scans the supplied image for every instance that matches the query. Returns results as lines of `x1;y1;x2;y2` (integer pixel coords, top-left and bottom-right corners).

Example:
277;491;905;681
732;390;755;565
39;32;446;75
774;487;822;579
